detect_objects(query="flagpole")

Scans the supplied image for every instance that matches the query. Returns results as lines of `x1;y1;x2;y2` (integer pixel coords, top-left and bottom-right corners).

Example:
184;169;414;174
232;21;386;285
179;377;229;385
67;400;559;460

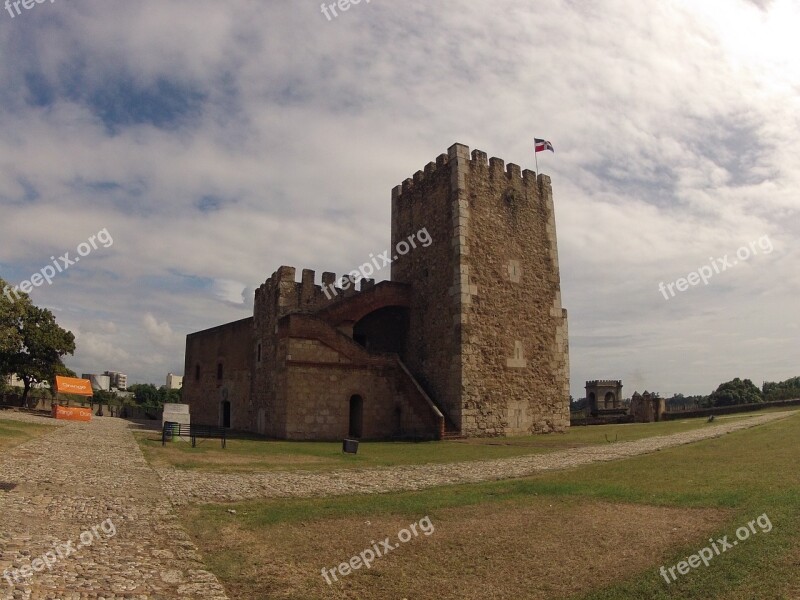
534;149;539;174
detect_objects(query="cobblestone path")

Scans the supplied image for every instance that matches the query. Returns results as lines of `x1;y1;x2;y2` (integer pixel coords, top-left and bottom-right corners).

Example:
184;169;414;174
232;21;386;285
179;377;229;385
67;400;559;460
156;411;795;505
0;412;229;600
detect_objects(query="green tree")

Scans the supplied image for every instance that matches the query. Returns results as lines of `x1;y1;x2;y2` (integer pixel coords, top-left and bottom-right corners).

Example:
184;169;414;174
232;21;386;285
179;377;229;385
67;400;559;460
128;383;159;406
0;277;31;369
92;389;117;415
158;385;181;405
666;393;708;410
0;281;76;408
708;377;762;407
762;376;800;402
570;396;588;412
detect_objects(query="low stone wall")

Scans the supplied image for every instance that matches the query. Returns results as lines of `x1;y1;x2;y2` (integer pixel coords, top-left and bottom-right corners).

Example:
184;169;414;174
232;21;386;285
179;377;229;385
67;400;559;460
663;398;800;420
570;414;634;426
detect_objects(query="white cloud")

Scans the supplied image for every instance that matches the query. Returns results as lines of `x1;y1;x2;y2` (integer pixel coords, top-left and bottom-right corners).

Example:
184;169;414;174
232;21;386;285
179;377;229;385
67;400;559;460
0;0;797;395
142;313;179;348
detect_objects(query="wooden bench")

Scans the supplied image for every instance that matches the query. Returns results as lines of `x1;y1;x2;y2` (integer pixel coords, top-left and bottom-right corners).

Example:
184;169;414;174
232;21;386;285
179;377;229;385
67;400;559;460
162;422;227;448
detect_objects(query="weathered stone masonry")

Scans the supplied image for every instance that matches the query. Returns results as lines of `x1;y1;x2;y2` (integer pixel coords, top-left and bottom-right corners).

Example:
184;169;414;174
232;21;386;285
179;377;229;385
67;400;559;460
183;143;570;439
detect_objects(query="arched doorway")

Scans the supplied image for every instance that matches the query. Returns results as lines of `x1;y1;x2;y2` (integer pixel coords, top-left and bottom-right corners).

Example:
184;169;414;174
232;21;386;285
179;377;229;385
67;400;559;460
349;395;363;438
221;400;231;428
604;391;615;409
393;406;403;438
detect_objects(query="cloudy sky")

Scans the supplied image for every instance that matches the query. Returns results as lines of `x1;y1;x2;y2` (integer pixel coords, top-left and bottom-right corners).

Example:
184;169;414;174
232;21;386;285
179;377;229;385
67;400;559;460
0;0;797;398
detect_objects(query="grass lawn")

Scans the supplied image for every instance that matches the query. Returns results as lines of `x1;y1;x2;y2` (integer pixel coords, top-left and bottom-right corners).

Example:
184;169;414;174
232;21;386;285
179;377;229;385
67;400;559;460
182;410;800;599
136;411;768;473
0;416;56;452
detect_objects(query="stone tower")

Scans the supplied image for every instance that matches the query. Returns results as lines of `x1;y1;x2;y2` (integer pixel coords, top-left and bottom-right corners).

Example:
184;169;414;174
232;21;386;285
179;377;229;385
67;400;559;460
586;380;624;416
391;143;570;436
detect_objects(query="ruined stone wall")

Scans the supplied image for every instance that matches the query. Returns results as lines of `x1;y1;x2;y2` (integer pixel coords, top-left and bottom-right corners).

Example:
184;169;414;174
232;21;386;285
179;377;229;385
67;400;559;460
182;317;253;429
630;391;666;422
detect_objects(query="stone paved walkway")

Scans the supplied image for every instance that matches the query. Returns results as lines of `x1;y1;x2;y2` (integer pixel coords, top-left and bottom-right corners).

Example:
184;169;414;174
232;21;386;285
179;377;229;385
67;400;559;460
0;412;229;600
156;411;795;505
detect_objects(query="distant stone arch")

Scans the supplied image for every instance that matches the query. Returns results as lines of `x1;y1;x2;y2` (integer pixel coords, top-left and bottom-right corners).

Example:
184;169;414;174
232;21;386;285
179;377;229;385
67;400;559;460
585;380;624;416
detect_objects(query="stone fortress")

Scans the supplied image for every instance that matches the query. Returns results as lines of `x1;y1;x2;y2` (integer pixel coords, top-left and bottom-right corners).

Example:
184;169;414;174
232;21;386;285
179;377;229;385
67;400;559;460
183;143;570;440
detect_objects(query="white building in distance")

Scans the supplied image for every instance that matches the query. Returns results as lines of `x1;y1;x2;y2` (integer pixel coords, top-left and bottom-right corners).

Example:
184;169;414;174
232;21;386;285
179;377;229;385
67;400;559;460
104;371;127;390
166;373;183;390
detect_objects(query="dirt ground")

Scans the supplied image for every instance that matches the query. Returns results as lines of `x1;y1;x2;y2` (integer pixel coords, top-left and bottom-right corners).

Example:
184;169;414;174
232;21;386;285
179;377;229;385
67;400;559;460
192;497;731;599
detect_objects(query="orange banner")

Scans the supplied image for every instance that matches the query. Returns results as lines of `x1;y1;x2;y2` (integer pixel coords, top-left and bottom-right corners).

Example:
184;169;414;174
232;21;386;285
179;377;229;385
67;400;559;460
55;376;94;396
52;405;93;422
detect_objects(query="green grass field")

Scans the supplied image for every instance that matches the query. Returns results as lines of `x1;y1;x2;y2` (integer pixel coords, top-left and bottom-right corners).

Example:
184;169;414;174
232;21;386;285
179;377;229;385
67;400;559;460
0;416;56;452
182;410;800;599
137;412;763;473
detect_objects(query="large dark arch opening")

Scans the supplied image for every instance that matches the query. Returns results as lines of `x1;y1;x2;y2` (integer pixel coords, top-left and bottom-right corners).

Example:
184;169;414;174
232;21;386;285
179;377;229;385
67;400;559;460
352;306;409;354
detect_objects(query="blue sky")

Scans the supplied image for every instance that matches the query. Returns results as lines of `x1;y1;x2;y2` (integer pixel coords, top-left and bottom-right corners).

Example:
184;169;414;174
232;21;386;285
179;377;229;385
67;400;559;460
0;0;797;397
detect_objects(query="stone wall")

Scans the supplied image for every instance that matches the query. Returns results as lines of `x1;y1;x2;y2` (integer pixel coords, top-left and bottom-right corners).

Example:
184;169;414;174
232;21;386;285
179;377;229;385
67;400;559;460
458;145;569;435
278;315;442;440
251;266;383;437
391;154;460;426
182;317;253;429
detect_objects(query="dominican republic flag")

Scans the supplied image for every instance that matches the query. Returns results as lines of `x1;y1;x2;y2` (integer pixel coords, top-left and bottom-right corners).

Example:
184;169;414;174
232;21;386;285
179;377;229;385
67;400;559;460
534;138;554;153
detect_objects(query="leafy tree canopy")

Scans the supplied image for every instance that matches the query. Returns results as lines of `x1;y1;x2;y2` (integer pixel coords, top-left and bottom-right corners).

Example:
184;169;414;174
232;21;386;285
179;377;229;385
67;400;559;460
708;377;762;407
127;383;182;408
762;376;800;402
0;278;75;406
128;383;160;405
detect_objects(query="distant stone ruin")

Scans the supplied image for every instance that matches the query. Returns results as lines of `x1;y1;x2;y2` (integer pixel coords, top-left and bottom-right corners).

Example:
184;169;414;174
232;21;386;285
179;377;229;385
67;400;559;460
586;380;625;417
630;391;666;423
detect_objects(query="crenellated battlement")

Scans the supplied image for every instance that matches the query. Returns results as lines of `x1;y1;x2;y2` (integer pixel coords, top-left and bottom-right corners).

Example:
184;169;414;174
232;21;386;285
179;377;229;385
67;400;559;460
392;143;549;205
392;153;450;201
586;380;623;386
254;265;377;318
470;148;544;188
